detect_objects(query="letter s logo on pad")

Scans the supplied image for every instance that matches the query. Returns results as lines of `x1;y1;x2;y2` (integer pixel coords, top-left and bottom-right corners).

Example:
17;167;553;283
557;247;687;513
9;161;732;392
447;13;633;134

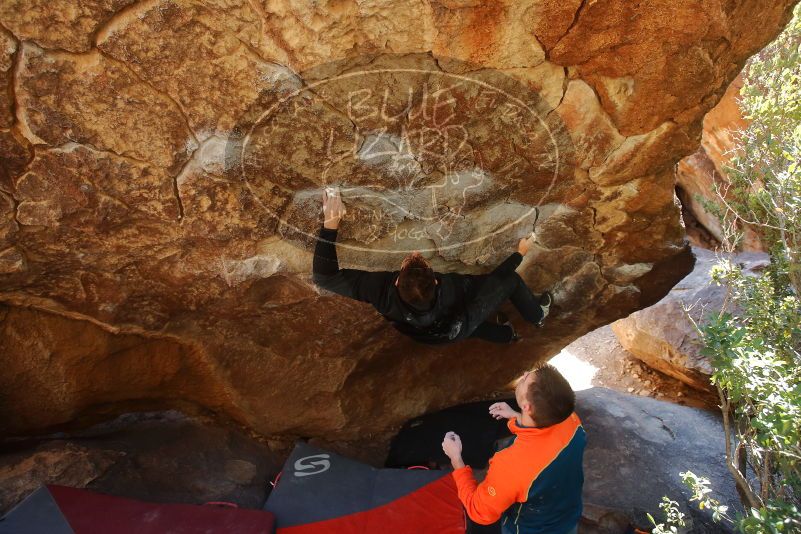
294;454;331;477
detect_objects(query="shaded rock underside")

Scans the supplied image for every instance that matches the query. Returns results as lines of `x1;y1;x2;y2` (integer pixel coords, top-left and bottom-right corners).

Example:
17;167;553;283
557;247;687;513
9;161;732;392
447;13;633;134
1;391;741;533
0;0;797;441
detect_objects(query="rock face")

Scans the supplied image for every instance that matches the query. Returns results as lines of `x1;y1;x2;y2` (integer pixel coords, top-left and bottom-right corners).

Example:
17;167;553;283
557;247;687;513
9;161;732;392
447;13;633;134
579;388;740;532
0;1;796;441
612;247;770;392
1;393;743;534
676;74;764;251
0;412;279;515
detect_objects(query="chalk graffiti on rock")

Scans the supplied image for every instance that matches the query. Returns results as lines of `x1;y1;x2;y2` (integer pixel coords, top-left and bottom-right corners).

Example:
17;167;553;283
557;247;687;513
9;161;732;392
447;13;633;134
229;54;574;260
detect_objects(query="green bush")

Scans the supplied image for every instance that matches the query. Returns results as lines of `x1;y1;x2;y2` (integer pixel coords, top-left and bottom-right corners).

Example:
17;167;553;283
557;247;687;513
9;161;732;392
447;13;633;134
696;4;801;532
653;5;801;533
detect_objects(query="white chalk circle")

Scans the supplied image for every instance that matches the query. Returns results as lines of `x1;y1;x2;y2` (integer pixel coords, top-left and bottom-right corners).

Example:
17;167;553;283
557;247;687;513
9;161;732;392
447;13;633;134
229;54;575;258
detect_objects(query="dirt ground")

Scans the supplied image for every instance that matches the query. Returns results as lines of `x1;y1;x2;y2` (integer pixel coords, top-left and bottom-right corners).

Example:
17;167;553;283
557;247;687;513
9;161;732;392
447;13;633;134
550;324;719;411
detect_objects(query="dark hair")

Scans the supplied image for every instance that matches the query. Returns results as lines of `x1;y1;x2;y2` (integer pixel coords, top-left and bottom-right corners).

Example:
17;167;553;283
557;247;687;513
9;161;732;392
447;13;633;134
397;253;436;309
526;364;575;427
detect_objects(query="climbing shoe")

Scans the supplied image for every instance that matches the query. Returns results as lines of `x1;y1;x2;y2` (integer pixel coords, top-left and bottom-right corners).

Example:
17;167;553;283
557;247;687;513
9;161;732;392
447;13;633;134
494;311;509;325
495;312;521;343
536;291;552;327
446;317;464;341
505;321;522;343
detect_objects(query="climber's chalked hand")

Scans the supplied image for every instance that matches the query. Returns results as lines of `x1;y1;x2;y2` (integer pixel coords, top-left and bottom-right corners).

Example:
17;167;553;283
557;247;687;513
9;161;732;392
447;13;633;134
520;206;540;252
518;237;531;256
322;186;346;230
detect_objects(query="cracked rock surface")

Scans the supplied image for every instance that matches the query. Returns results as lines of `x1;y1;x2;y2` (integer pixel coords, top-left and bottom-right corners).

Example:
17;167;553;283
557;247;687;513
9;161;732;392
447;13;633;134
0;0;796;441
676;73;765;251
0;411;279;515
580;388;740;532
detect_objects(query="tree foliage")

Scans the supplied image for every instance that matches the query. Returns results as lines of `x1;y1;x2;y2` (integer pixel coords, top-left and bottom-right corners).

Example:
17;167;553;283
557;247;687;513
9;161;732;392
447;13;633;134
697;4;801;532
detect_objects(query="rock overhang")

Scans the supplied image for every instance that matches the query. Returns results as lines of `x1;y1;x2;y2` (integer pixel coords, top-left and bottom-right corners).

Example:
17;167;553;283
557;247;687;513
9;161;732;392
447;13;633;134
0;0;797;440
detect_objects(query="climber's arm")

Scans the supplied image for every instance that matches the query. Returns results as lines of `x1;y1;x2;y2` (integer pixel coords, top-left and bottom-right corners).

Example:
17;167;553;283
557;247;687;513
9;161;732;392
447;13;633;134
312;226;392;307
446;439;519;525
452;465;519;525
490;251;523;276
491;236;531;276
311;187;393;306
312;226;345;278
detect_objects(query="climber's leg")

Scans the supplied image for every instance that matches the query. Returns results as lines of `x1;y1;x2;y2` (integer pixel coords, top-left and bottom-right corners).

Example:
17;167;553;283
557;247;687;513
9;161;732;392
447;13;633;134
454;274;521;340
507;272;548;325
454;273;551;341
469;321;516;343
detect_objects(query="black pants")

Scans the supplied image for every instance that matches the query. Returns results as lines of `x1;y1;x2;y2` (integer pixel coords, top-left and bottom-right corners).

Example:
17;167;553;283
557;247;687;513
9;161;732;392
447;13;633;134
465;273;544;343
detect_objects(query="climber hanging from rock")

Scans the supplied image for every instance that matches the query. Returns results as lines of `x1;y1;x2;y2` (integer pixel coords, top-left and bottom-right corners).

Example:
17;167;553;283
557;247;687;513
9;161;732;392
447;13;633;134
312;188;552;344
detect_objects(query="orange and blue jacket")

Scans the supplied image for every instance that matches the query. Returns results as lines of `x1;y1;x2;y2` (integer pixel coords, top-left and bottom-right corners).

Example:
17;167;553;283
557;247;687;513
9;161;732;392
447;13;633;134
452;413;585;533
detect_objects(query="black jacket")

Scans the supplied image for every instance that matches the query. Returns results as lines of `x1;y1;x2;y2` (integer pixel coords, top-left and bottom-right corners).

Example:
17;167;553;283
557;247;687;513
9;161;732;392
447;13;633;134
312;226;522;343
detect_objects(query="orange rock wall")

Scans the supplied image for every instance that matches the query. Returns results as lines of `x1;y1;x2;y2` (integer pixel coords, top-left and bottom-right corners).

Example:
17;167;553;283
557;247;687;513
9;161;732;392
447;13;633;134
0;0;796;440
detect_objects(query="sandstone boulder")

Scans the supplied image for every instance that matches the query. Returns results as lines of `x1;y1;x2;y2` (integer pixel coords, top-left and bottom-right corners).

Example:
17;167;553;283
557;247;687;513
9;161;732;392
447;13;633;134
580;387;739;533
612;247;769;392
676;75;764;251
0;0;796;442
0;412;279;515
1;392;745;534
